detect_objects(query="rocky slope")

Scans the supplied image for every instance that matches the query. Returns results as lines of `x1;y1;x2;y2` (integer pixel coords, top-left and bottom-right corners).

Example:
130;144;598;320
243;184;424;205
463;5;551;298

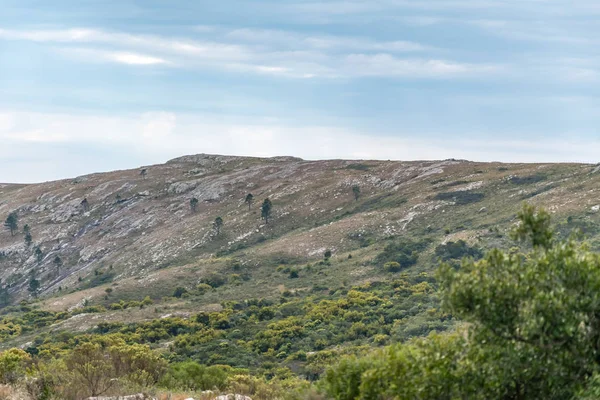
1;154;599;310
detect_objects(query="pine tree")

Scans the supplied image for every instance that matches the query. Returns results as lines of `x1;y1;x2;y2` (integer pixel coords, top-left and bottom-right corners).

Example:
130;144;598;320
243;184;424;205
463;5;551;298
352;185;361;201
261;198;273;224
4;212;18;236
34;247;43;263
213;217;223;236
24;232;32;248
23;224;32;247
190;197;199;213
245;193;254;210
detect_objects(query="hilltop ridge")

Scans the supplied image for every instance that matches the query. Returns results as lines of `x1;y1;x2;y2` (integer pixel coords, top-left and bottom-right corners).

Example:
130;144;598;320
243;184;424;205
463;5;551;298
0;155;598;318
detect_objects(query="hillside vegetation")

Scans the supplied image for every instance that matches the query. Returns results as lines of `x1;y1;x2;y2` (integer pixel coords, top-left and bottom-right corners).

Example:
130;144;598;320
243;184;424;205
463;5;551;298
1;154;600;398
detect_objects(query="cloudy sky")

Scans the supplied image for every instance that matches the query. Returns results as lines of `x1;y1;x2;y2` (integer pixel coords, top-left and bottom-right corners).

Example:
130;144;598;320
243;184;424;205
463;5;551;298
2;0;600;183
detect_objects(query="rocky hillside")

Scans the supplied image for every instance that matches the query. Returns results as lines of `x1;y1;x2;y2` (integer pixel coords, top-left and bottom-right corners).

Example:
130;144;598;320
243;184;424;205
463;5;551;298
1;154;599;314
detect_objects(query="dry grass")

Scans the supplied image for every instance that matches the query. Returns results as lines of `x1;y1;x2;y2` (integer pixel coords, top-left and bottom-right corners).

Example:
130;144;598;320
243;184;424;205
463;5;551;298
0;385;32;400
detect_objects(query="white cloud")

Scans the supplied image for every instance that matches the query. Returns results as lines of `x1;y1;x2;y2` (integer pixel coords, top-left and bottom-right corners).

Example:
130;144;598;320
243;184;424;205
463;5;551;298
0;26;497;79
0;28;99;42
109;52;169;65
339;54;500;78
56;47;170;66
1;108;599;183
225;28;429;52
469;19;595;45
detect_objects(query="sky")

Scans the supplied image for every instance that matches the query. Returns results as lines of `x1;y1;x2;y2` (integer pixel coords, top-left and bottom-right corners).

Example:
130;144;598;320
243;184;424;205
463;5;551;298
1;0;600;183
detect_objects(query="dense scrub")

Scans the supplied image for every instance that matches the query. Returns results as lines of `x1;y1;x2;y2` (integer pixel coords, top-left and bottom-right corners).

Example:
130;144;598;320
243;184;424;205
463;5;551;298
1;204;598;399
0;265;449;398
323;205;600;399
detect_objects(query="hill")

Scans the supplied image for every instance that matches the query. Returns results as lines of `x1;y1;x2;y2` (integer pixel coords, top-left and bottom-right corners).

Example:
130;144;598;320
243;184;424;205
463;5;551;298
1;154;600;397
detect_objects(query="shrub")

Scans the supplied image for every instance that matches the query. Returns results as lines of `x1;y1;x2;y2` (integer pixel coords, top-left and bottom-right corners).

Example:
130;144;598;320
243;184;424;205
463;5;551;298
433;191;485;205
345;163;371;171
173;287;188;298
375;239;429;269
196;283;212;295
142;296;153;306
509;174;546;185
383;261;402;272
434;240;483;261
200;273;227;288
161;361;231;391
0;349;31;384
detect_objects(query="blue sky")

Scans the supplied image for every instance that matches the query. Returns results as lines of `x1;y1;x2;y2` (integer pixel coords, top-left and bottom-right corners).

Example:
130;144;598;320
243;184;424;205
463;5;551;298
1;0;600;183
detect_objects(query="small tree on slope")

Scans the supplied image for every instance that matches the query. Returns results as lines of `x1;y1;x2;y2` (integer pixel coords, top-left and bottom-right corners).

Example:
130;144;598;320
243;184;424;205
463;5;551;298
261;198;273;224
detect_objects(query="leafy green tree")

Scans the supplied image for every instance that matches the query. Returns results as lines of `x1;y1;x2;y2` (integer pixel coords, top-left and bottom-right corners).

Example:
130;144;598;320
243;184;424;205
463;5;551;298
245;193;254;210
4;212;18;236
67;342;116;397
436;203;600;399
323;204;600;400
0;349;31;384
261;198;273;224
190;197;199;213
213;216;223;236
352;185;360;201
108;342;167;387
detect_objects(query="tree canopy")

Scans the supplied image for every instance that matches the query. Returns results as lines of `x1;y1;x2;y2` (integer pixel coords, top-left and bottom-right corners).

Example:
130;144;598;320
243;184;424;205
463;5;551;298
213;216;223;236
3;212;18;236
189;197;199;213
323;204;600;400
261;198;273;224
245;193;254;210
352;185;360;201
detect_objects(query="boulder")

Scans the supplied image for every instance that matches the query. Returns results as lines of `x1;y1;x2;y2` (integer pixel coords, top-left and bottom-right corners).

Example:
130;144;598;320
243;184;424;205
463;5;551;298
214;395;252;400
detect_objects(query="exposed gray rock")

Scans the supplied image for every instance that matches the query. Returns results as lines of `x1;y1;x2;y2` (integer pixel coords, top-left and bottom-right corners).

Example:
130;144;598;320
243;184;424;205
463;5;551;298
50;198;83;223
214;395;252;400
86;394;155;400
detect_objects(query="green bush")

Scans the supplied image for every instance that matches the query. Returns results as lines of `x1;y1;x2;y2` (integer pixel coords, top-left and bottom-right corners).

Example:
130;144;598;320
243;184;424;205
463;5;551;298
173;287;188;298
433;190;485;205
375;239;429;269
434;240;482;261
383;261;401;272
196;283;212;294
0;348;31;384
162;361;231;391
201;273;227;288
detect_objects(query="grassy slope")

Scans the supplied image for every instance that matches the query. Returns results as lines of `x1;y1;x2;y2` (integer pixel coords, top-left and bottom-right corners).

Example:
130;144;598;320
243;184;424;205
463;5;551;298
1;156;600;368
